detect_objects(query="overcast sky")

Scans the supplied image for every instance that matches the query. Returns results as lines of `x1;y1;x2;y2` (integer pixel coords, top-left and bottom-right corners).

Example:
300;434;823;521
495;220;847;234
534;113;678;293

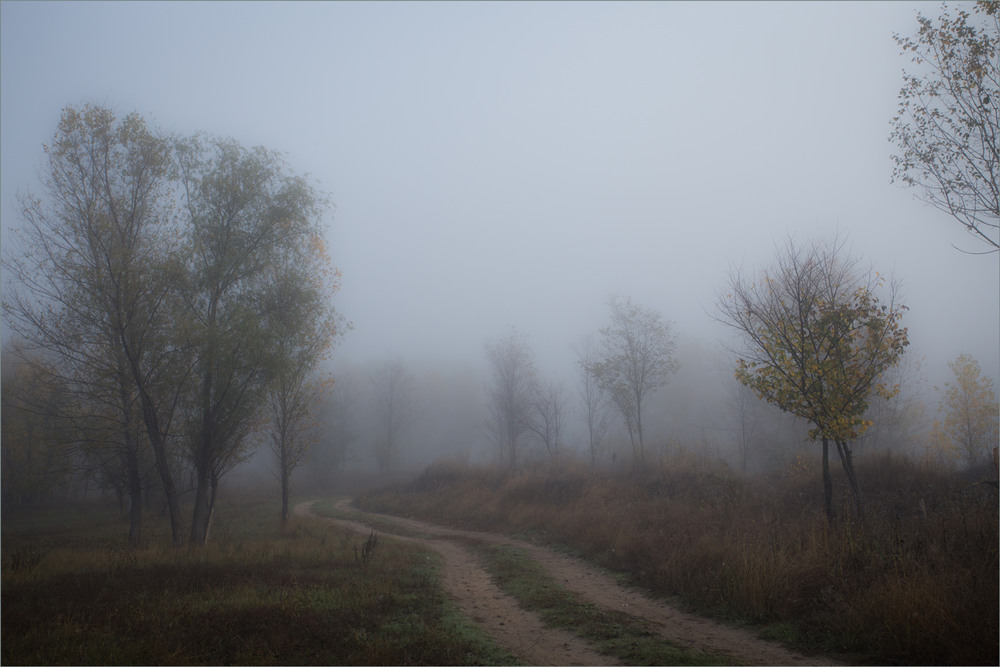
2;1;998;390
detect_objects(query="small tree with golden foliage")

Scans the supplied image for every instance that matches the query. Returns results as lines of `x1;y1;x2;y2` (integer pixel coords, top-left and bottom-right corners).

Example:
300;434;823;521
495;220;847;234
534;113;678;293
718;237;909;522
941;354;999;468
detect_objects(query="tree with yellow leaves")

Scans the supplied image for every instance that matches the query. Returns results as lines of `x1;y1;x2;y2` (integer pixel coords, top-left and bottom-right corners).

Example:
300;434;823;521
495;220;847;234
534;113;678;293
940;354;999;468
717;236;909;522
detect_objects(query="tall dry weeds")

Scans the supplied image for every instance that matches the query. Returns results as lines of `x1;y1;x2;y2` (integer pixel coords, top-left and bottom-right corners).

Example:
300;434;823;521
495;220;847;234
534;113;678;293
360;454;999;665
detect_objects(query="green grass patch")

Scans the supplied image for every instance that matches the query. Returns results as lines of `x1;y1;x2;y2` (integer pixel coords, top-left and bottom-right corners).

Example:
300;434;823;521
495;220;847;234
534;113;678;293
475;541;735;666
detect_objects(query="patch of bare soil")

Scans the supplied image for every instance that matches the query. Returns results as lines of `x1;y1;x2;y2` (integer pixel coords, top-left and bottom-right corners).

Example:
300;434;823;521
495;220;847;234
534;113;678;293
296;500;841;666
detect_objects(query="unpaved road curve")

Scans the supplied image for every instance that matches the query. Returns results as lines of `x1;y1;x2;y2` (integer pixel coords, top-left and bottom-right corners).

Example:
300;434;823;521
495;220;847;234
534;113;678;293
296;499;841;666
295;500;616;665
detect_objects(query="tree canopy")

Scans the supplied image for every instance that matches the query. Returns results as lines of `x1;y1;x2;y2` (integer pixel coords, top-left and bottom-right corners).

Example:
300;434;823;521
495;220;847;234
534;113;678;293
718;237;909;521
891;1;1000;252
941;354;999;467
485;330;537;471
3;104;341;545
588;296;677;465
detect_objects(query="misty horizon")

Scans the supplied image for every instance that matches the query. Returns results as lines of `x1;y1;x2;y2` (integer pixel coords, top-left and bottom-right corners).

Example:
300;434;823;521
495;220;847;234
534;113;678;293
2;1;998;473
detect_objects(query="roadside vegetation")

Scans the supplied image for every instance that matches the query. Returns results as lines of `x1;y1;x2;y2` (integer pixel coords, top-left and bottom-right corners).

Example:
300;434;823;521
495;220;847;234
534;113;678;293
475;541;725;665
358;453;999;666
1;492;516;666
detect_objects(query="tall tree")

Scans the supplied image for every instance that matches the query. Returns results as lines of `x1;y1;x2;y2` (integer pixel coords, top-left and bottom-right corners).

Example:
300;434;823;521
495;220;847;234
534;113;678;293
263;236;341;526
526;377;566;460
891;1;1000;252
485;330;536;471
725;380;761;472
940;354;999;467
175;134;330;544
4;105;341;545
371;357;417;473
588;296;677;465
573;334;610;467
4;105;188;544
304;370;358;486
717;237;909;522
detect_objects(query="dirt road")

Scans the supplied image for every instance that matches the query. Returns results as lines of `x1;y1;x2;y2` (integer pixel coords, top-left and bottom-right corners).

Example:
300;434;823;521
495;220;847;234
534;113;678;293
295;499;839;666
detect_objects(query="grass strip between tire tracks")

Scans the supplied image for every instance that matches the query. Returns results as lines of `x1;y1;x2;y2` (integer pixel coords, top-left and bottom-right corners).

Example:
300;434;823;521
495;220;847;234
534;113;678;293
473;540;741;666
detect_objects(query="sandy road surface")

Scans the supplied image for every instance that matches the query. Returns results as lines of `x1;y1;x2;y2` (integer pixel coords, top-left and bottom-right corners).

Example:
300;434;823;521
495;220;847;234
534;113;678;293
295;499;840;666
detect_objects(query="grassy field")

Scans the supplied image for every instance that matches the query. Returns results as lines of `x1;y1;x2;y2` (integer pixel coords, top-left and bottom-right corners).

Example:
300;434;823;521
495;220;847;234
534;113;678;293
1;492;516;666
358;453;1000;666
5;455;995;666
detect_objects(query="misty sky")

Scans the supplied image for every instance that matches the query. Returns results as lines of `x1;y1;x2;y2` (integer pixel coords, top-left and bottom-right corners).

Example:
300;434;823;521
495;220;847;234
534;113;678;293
2;1;998;391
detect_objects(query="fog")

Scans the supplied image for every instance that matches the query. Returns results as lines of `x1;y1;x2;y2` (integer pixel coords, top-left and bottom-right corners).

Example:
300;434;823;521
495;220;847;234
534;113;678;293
3;1;998;475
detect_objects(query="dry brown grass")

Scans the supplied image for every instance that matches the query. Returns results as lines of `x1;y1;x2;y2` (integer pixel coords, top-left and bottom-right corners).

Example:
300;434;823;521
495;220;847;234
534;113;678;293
360;453;999;665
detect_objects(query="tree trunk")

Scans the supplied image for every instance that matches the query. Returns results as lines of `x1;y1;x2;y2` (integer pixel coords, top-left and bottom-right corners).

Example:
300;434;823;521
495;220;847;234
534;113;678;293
190;407;213;545
834;439;865;519
280;463;290;528
822;438;834;524
190;483;208;544
279;432;292;527
137;390;183;546
190;461;212;545
127;448;142;547
190;472;218;545
625;422;638;466
206;470;219;543
191;358;215;546
635;398;645;465
144;476;154;511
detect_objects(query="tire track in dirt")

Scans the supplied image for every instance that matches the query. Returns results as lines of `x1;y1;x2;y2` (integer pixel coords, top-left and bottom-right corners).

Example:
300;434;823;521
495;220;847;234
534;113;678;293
294;501;617;666
299;499;841;666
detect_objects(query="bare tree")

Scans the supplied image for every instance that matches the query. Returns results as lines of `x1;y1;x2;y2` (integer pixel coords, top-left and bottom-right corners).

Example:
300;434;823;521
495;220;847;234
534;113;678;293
891;1;1000;253
305;370;358;487
573;334;609;466
267;371;325;526
589;296;677;465
717;236;909;522
485;330;536;471
725;379;760;472
526;377;566;459
263;231;341;526
371;357;417;472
